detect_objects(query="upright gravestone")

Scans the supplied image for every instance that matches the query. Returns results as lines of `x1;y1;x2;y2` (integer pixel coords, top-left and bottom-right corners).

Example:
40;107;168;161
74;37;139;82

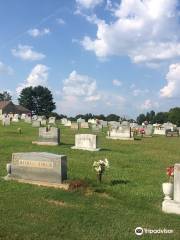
6;152;67;184
71;134;100;151
2;117;10;126
80;122;89;129
49;117;56;125
12;114;19;122
32;120;41;128
32;127;60;146
25;116;32;124
107;126;133;140
162;164;180;214
144;124;154;137
71;123;79;130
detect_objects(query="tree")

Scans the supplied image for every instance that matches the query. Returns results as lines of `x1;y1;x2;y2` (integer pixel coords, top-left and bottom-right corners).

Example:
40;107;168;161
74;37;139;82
0;91;12;101
18;86;56;116
106;114;120;121
136;113;146;124
168;107;180;126
154;112;168;124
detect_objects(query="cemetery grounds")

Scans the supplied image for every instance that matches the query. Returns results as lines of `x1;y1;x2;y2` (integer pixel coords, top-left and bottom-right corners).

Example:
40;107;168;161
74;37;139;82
0;122;180;240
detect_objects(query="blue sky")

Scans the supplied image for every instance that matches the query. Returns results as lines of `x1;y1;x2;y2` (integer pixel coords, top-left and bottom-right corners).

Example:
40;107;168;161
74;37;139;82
0;0;180;118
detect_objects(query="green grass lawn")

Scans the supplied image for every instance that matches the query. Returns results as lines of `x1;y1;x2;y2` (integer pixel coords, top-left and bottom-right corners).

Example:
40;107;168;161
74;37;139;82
0;122;180;240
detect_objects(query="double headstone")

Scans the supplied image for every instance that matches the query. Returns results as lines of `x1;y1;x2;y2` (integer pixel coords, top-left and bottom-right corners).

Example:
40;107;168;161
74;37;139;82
71;123;79;130
32;120;41;128
71;134;100;151
107;125;133;140
32;127;60;146
80;122;89;129
6;152;67;184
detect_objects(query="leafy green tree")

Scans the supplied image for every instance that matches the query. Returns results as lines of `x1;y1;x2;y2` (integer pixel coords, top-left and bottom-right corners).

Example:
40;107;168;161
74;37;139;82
106;114;120;121
168;107;180;126
18;86;56;116
154;112;168;124
136;113;146;124
0;91;12;101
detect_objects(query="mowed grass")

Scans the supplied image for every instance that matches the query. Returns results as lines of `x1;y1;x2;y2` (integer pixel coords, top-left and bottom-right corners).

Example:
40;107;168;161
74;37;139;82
0;122;180;240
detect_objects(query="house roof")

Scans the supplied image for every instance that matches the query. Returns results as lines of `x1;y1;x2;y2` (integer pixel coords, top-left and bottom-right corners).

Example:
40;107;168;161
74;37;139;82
15;105;30;113
0;101;11;109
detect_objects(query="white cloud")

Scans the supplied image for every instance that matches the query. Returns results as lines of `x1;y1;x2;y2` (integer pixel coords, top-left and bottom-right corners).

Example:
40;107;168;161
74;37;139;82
12;45;45;61
76;0;103;9
81;0;180;64
132;88;149;96
160;63;180;98
140;99;159;110
56;18;65;25
62;70;100;102
0;61;13;75
16;64;49;94
28;28;50;37
56;70;127;115
112;79;122;87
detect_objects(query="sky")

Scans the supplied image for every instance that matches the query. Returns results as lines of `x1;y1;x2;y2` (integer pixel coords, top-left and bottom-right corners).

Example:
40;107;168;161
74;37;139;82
0;0;180;118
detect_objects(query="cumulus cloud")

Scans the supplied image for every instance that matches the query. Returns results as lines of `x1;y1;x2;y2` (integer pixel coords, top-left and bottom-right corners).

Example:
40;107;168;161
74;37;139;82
62;70;101;102
160;63;180;98
27;28;50;37
112;79;122;87
12;45;45;61
81;0;180;64
57;70;127;115
0;61;13;75
16;64;49;94
76;0;103;9
140;99;159;110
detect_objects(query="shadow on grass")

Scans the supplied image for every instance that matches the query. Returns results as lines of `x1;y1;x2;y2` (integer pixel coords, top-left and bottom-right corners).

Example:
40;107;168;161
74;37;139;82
110;179;130;185
100;148;111;152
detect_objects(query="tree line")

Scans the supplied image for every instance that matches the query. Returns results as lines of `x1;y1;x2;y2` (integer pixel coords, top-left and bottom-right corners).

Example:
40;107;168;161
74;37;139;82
1;86;180;126
136;109;180;126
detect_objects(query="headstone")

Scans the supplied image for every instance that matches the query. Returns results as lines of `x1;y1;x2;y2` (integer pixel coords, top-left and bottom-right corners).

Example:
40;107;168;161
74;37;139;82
25;116;32;124
71;134;100;151
41;119;47;126
80;122;89;129
166;129;179;137
64;120;71;127
71;123;79;130
99;120;108;127
21;114;26;120
61;118;68;125
32;120;41;128
6;152;67;184
162;164;180;214
32;127;60;146
107;126;133;140
49;117;56;125
108;121;121;128
144;124;154;137
92;124;102;132
77;118;85;123
12;114;19;122
2;117;10;126
32;115;38;121
153;125;165;135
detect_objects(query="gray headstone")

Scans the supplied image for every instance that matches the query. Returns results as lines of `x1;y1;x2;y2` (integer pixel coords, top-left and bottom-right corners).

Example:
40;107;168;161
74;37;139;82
7;152;67;184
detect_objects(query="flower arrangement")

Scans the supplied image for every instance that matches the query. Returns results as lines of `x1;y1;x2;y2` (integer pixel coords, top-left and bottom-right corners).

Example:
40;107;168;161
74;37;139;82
93;158;109;183
166;166;174;183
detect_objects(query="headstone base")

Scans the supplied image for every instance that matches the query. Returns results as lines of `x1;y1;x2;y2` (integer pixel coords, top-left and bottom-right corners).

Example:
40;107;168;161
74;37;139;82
3;176;69;190
32;141;59;146
162;200;180;215
106;136;134;140
71;146;100;151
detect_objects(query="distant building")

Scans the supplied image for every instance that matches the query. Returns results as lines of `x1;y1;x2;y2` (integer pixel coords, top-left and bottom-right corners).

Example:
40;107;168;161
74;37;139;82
0;101;31;115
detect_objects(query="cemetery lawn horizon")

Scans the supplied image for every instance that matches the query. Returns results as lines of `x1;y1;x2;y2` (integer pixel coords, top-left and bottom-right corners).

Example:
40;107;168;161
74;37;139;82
0;122;180;240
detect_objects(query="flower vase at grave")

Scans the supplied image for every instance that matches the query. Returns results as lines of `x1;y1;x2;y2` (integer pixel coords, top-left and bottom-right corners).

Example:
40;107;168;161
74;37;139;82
162;182;173;200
